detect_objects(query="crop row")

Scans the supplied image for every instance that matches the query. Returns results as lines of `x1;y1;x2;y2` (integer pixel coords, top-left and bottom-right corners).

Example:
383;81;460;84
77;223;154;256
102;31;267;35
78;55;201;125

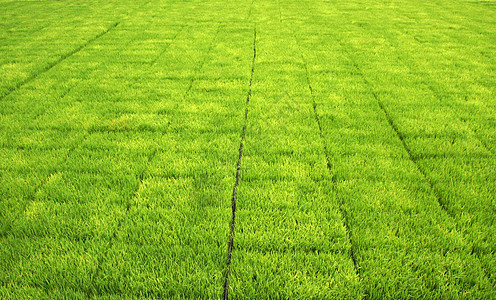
1;0;494;298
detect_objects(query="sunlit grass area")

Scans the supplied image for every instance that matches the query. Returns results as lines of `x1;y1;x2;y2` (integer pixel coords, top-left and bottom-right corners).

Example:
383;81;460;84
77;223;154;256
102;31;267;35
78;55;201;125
1;0;495;298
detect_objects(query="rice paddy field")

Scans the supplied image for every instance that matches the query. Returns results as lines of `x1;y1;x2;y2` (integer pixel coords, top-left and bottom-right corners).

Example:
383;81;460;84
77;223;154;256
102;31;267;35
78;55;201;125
0;0;495;298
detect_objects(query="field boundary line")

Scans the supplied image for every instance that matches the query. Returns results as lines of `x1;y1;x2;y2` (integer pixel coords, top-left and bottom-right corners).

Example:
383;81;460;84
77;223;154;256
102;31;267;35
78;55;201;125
311;0;496;283
86;25;223;296
149;25;186;66
335;39;495;282
0;22;120;101
223;24;257;300
86;146;157;298
374;24;495;157
370;75;495;283
184;24;222;97
425;84;495;156
337;41;454;216
322;2;495;157
289;29;360;278
0;128;88;239
246;0;255;20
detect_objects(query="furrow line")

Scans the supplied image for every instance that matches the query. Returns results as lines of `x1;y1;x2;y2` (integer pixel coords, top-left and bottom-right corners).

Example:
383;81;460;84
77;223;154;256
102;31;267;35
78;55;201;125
86;147;157;298
149;25;186;66
0;27;47;68
328;30;460;218
341;47;454;216
419;74;495;156
223;25;256;300
87;23;221;295
378;26;495;156
374;98;451;213
291;32;360;276
337;42;493;279
321;0;495;156
336;10;495;157
246;0;255;20
0;130;88;239
369;77;494;283
184;25;222;97
0;22;120;101
136;0;153;11
0;176;47;239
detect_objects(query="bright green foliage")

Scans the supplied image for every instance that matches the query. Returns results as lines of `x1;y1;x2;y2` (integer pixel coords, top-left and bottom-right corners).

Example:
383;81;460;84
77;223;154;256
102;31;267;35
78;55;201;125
229;22;361;298
0;0;495;298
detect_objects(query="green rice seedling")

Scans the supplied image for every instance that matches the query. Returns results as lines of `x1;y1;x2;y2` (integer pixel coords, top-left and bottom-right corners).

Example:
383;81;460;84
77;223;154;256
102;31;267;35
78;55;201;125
1;0;494;297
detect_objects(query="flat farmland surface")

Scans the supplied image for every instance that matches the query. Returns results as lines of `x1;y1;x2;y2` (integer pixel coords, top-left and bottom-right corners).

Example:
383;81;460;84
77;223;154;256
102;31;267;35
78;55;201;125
0;0;495;298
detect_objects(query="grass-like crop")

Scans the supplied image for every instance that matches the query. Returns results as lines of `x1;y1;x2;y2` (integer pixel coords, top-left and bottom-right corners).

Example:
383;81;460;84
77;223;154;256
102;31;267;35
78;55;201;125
1;0;495;298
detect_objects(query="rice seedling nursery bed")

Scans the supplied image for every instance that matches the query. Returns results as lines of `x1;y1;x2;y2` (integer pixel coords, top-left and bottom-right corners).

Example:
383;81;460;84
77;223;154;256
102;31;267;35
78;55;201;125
0;0;495;298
